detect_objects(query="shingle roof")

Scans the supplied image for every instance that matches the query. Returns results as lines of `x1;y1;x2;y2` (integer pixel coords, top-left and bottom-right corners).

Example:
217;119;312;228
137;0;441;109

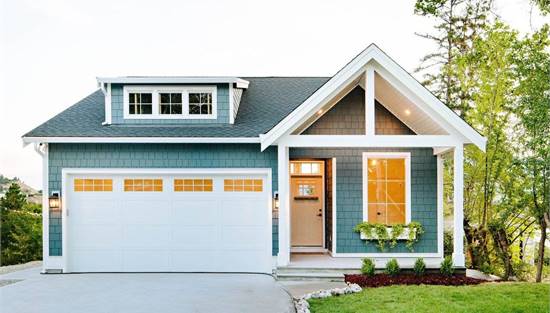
23;77;330;138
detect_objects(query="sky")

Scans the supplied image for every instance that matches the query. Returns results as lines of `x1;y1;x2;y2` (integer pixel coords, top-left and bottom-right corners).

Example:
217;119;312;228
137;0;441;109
0;0;547;189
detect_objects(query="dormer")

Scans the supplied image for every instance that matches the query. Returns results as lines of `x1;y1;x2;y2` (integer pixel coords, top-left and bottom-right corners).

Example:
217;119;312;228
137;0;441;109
97;77;249;125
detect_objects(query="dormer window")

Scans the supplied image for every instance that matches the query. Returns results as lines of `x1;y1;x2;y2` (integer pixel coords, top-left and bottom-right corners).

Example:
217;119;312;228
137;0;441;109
129;93;153;115
189;92;213;115
160;93;183;115
123;86;217;119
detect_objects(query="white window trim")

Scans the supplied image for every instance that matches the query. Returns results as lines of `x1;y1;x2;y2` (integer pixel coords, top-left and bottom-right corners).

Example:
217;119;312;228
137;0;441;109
123;85;217;120
362;152;411;224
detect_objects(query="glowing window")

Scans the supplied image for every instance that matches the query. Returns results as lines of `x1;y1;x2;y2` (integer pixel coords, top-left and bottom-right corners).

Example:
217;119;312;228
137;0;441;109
74;179;113;192
124;179;163;192
174;179;213;192
224;179;263;192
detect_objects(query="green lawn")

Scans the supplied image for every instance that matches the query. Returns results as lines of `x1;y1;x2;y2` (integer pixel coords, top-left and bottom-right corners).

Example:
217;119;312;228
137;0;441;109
308;283;550;313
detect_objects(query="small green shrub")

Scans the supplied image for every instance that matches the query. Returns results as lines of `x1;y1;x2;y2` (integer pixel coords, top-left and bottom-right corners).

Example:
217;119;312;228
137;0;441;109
440;256;454;276
385;259;400;276
413;258;426;276
443;230;453;257
361;258;376;276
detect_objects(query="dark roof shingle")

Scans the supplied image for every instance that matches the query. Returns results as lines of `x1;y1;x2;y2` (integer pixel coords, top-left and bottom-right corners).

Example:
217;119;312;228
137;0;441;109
23;77;330;138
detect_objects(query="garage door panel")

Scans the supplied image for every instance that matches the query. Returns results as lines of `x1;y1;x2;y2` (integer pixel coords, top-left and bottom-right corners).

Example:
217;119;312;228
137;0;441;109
172;200;220;225
172;226;219;248
67;172;270;273
171;250;222;272
72;199;120;224
122;249;172;272
219;250;271;273
122;200;172;224
71;225;121;248
122;225;172;248
71;249;123;272
220;226;266;249
221;200;266;226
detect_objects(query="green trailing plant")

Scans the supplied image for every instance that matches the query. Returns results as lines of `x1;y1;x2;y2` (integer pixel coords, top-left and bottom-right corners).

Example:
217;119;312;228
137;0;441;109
360;258;376;276
385;259;400;276
440;256;455;276
414;258;426;276
353;221;424;252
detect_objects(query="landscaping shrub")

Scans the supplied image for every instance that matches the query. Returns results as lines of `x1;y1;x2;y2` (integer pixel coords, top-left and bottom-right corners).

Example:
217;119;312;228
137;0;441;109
385;259;400;276
361;258;376;276
0;183;42;266
440;256;454;276
414;258;426;276
443;230;453;257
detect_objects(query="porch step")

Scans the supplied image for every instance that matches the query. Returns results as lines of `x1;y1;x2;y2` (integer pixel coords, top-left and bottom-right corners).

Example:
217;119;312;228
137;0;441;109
275;267;360;281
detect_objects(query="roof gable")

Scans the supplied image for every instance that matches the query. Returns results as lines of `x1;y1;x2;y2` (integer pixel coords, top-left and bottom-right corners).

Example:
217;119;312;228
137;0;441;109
259;44;486;151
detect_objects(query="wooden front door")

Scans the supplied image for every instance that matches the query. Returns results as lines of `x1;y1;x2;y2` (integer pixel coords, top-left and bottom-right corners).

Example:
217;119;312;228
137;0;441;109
290;161;324;247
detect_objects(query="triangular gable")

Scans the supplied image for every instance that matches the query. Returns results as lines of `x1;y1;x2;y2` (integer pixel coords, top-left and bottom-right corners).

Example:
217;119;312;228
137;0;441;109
298;86;414;135
259;44;486;151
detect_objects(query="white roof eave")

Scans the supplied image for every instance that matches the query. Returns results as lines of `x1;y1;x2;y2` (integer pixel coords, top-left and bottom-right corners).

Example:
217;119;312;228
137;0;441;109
96;76;249;89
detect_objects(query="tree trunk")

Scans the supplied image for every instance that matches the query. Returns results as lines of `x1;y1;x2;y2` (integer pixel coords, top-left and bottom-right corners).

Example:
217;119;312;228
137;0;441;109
536;217;547;283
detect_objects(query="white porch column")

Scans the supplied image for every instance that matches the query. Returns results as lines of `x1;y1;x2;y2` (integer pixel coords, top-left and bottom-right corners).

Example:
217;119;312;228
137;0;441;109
365;65;375;136
277;145;290;266
452;145;465;267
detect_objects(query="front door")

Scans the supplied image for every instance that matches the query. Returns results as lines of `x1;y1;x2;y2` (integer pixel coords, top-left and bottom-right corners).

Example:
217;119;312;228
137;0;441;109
290;161;324;247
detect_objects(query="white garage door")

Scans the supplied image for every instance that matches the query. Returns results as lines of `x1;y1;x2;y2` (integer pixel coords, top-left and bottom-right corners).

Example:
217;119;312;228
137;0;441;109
65;171;271;273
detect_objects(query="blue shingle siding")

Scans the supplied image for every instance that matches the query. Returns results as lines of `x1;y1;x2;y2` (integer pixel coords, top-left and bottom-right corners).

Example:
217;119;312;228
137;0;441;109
290;148;438;254
110;83;230;124
48;143;278;256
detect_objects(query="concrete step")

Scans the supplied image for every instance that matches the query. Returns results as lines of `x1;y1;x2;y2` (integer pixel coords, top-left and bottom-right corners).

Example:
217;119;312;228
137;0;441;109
275;267;360;281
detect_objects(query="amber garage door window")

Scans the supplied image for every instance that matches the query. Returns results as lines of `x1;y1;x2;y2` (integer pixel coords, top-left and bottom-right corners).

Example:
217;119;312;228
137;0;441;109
224;179;263;192
174;179;213;192
74;179;113;192
367;158;406;225
124;179;163;192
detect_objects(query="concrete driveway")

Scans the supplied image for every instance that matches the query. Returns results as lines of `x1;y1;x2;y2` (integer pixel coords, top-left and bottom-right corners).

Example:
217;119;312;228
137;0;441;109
0;267;294;313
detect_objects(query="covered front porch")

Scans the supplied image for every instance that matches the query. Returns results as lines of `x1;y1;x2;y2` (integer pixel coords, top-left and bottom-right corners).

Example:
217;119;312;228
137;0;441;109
261;46;485;270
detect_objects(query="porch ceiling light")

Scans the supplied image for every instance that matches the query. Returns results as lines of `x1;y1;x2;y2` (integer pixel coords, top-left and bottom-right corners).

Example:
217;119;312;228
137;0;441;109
49;192;61;210
404;109;411;116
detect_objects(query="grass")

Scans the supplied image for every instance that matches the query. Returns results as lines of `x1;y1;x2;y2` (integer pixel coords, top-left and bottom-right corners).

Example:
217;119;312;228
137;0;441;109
308;282;550;313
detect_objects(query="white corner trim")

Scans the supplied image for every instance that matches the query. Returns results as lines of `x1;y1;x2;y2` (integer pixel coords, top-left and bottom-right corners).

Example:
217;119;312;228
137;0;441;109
229;83;235;124
101;83;112;125
362;152;411;224
33;143;50;272
331;157;337;254
122;85;218;120
259;44;486;151
22;137;261;144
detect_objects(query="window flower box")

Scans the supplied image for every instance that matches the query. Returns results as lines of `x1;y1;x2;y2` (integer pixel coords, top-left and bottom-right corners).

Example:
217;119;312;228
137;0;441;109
359;226;416;240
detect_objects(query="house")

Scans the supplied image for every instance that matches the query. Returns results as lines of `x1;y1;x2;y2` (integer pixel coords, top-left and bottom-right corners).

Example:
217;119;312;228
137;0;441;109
23;44;486;274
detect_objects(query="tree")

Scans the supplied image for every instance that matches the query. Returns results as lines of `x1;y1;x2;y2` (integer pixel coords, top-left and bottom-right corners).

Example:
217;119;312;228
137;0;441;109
0;183;42;265
414;0;493;116
512;24;550;282
0;183;27;211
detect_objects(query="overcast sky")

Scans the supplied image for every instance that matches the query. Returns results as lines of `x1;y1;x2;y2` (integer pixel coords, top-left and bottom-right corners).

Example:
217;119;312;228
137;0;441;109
0;0;546;189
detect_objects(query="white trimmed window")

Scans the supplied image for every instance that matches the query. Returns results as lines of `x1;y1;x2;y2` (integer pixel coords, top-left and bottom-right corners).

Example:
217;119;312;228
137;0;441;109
123;86;217;119
362;152;411;225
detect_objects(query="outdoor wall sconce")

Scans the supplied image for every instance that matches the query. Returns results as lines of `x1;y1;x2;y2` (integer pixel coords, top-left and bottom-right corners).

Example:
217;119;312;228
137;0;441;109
49;192;61;211
272;191;279;218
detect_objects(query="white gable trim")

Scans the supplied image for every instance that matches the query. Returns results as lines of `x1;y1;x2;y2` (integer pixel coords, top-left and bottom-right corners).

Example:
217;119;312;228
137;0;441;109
260;44;486;151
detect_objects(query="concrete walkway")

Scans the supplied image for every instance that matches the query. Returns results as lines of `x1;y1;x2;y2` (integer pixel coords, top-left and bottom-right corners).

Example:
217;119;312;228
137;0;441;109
0;268;294;313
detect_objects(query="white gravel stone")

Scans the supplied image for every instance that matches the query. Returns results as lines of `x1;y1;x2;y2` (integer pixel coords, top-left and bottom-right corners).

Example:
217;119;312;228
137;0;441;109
293;283;363;313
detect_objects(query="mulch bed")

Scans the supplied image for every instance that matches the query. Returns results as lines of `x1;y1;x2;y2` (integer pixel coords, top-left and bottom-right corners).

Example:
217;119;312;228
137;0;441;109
345;273;485;288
